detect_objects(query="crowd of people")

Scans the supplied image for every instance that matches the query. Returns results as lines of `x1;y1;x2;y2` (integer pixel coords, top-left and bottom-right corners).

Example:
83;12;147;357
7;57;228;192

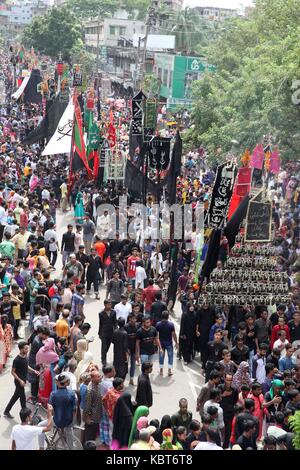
0;47;300;453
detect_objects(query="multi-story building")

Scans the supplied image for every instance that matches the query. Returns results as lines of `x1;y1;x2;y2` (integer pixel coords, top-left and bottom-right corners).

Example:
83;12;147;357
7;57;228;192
0;0;51;38
85;10;145;79
194;6;238;21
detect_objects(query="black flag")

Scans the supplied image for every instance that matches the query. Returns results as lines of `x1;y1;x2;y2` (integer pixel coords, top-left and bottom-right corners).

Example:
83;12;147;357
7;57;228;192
224;195;250;248
21;94;68;145
201;229;221;279
167;131;182;204
23;69;42;104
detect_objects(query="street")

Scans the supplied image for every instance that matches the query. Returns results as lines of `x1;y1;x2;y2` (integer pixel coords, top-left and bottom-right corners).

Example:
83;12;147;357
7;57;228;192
0;208;203;450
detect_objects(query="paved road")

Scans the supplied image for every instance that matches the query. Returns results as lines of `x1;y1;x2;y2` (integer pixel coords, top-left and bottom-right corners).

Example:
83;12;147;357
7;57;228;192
0;209;204;450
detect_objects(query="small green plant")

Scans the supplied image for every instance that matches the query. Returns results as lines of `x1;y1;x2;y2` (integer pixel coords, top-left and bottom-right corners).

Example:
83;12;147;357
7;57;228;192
288;410;300;450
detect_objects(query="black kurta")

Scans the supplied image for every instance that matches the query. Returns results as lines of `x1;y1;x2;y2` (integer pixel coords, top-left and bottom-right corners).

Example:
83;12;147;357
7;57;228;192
112;328;128;380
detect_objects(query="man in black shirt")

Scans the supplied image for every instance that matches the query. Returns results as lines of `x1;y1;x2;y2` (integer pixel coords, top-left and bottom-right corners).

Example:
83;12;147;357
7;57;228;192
150;291;167;325
125;314;138;386
4;341;40;419
230;336;250;368
205;330;227;381
61;224;75;266
86;248;102;299
266;348;281;369
219;374;238;449
136;316;162;364
98;300;117;366
236;419;257;450
234;398;259;443
136;361;153;408
288;310;300;343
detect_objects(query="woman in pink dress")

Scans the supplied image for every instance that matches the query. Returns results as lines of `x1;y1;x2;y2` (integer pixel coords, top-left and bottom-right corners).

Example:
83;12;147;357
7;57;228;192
36;337;59;405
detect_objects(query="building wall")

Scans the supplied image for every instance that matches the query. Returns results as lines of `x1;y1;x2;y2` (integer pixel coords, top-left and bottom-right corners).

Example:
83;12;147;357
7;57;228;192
195;6;238;21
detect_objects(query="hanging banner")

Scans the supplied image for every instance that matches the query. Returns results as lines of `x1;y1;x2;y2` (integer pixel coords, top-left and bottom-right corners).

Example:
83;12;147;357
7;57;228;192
11;75;30;100
131;90;146;135
42;99;74;156
107;123;116;149
206;162;238;229
236;167;252;197
245;195;272;242
148;137;171;170
73;65;83;87
144;99;157;140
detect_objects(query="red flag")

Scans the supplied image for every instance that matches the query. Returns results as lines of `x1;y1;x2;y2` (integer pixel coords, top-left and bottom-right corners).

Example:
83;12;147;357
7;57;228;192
94;150;99;179
236;167;252;197
108;123;116;149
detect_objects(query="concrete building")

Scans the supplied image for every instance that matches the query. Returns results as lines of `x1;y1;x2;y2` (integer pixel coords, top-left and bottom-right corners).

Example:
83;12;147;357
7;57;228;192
85;10;145;80
153;53;216;109
0;0;51;38
153;0;183;11
194;6;238;21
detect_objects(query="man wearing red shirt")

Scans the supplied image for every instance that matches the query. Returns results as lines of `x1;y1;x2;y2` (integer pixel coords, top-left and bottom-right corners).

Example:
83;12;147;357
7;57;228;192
142;279;159;314
270;317;291;349
127;248;141;287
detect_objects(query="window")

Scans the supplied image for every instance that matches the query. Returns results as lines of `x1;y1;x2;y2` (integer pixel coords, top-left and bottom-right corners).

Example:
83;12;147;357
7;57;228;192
168;70;173;88
109;26;116;35
119;26;126;36
158;67;162;81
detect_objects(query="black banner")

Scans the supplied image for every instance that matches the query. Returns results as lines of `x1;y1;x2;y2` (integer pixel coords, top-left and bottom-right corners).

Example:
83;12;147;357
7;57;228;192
206;162;237;229
131;90;146;135
148;137;170;170
245;198;272;242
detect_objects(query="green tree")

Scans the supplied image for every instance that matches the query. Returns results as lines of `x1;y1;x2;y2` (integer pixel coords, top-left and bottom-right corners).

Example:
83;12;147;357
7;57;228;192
66;0;119;18
289;411;300;450
23;6;83;62
187;0;300;162
122;0;150;20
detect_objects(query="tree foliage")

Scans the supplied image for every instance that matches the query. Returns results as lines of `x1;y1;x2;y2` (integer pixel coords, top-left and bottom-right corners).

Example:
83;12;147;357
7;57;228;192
66;0;119;18
22;6;83;62
289;411;300;450
187;0;300;162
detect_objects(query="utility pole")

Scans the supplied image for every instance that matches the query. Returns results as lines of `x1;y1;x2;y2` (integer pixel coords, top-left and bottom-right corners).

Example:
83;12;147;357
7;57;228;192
139;0;158;87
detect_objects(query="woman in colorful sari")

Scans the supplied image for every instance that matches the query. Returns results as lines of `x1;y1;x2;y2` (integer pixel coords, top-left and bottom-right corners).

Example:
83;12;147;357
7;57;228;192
74;192;85;225
1;314;13;360
36;337;59;405
128;405;149;447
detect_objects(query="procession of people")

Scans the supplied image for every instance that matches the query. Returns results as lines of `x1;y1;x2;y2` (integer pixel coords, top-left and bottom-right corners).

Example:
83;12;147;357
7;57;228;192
0;44;299;453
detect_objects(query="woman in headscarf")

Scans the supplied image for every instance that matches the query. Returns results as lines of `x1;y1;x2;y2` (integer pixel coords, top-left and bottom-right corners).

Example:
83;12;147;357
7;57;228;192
156;414;172;444
112;392;133;448
128;405;149;447
74;191;85;225
36;337;59;405
74;339;88;364
75;351;94;383
232;361;252;392
263;379;285;425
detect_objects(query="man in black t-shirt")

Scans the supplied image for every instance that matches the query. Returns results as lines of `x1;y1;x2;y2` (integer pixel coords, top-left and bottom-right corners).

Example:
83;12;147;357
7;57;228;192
205;330;227;381
0;292;16;327
136;316;162;364
125;314;139;385
288;311;300;343
4;341;40;419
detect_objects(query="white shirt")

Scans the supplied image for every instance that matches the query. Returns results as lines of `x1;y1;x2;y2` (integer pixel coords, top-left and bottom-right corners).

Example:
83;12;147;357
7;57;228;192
44;229;58;243
65;372;77;391
203;400;224;430
135;266;147;289
273;338;289;356
194;441;223;451
0;205;7;226
267;426;287;439
114;302;132;322
11;424;44;450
